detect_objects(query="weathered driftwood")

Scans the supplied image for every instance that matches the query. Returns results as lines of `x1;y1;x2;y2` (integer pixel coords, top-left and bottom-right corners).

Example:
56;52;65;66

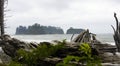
72;29;101;45
73;29;91;43
72;29;117;54
111;13;120;52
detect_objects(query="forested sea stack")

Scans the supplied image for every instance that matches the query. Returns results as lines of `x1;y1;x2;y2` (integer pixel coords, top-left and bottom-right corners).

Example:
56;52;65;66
16;23;64;35
66;27;85;34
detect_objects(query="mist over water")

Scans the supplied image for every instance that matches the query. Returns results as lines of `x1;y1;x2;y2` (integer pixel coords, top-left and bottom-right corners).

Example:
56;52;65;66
11;33;115;45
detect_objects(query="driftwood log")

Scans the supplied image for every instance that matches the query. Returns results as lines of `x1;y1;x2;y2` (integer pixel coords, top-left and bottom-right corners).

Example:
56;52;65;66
111;13;120;52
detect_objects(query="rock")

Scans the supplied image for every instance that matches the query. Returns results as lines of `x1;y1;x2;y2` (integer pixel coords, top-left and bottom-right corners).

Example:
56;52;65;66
44;57;62;64
0;50;11;64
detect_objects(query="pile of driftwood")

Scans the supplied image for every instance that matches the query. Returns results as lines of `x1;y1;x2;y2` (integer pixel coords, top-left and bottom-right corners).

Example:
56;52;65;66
72;29;117;54
72;29;96;43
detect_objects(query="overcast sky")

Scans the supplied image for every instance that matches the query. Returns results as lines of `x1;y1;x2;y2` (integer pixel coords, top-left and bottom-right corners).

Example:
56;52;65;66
5;0;120;34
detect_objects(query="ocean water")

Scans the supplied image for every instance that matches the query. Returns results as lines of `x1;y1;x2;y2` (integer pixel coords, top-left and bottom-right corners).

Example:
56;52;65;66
11;34;115;45
96;33;115;45
11;34;78;42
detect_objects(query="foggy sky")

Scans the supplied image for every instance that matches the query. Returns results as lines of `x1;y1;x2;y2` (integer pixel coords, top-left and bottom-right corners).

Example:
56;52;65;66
5;0;120;34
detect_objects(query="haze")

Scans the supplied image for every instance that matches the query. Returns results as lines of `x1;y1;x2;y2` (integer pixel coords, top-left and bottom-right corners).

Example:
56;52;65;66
5;0;120;34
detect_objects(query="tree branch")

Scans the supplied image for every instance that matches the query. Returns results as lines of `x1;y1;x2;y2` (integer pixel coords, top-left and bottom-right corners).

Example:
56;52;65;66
114;12;119;31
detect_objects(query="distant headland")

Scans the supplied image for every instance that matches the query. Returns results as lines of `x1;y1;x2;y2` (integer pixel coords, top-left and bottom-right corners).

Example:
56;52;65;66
15;23;85;35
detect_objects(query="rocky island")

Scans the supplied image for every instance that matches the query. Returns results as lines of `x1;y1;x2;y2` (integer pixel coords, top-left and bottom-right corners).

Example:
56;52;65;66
16;23;64;35
66;27;85;34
